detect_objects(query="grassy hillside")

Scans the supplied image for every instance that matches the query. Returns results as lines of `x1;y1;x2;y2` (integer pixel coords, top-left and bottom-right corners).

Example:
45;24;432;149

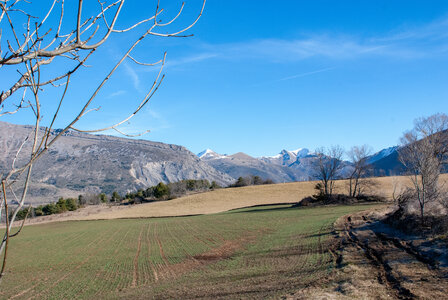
1;204;381;299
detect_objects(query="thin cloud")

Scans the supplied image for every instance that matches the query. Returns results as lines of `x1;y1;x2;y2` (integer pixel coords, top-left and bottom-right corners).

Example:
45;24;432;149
123;62;141;91
174;16;448;63
144;108;171;132
250;67;334;87
105;90;126;99
123;15;448;79
372;15;448;43
215;36;422;61
140;52;218;73
166;52;218;68
276;67;335;82
100;109;171;137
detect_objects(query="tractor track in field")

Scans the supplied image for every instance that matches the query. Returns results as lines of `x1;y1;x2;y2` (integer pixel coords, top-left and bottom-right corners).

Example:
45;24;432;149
145;223;159;282
343;213;448;299
90;225;133;297
6;204;395;300
341;216;415;299
179;219;214;248
288;210;448;300
131;225;144;287
157;231;260;281
153;222;173;280
325;212;447;299
316;224;330;266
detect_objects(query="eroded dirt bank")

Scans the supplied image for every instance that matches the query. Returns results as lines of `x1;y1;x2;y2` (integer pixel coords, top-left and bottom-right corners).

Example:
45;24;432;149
287;208;448;299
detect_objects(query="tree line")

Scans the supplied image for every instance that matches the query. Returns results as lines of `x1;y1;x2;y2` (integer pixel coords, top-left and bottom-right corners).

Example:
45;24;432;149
307;144;375;203
12;175;277;220
228;176;274;187
12;197;80;221
10;179;222;221
121;179;221;204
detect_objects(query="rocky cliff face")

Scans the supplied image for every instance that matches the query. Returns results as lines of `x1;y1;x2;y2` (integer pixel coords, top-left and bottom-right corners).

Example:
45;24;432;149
0;122;233;204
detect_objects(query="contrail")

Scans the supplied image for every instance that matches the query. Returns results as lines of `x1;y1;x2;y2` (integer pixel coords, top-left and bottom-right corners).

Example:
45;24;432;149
276;67;335;82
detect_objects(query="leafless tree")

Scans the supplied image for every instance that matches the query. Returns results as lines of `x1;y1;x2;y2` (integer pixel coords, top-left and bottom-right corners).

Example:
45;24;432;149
0;0;205;282
398;113;448;225
347;145;372;197
313;145;344;201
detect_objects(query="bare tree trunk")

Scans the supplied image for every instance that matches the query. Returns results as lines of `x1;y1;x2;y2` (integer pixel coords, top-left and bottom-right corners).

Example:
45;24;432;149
0;181;9;283
349;177;353;197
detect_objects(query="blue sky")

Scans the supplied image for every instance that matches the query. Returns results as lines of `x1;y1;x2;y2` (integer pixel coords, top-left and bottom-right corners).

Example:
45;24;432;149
2;0;448;157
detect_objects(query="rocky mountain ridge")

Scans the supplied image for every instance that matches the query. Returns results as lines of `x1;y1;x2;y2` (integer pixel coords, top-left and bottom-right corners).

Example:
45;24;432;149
0;122;233;204
197;146;403;183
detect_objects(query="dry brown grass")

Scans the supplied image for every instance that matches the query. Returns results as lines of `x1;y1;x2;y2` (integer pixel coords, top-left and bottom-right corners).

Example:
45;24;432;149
20;174;448;223
75;175;445;220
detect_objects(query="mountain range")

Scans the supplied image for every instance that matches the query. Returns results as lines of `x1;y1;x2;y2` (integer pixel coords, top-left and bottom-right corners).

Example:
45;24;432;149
197;147;391;183
0;121;403;204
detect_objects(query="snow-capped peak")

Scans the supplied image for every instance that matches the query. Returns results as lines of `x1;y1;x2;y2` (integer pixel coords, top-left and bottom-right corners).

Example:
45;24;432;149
197;149;227;160
262;148;308;159
289;148;310;158
258;147;311;166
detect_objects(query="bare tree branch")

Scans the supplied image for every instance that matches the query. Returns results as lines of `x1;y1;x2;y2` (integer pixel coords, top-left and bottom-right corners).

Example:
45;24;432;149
313;145;344;201
398;113;448;225
0;0;206;282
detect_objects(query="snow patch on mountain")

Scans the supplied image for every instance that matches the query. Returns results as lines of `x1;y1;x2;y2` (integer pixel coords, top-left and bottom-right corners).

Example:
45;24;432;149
197;149;227;160
259;148;312;166
290;148;310;158
367;146;398;164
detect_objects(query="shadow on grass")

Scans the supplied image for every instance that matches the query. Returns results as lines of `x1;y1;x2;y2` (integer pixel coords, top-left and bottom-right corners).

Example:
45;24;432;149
227;203;299;214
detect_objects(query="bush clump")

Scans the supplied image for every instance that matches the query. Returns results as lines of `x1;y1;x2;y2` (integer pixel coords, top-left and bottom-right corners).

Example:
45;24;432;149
229;176;274;188
12;197;79;220
124;179;219;204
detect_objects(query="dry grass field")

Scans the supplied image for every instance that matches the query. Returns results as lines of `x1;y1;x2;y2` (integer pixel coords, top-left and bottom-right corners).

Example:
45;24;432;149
18;174;448;225
71;175;446;221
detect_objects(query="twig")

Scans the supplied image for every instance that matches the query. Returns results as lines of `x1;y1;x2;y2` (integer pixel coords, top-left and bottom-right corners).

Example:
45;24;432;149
9;205;31;238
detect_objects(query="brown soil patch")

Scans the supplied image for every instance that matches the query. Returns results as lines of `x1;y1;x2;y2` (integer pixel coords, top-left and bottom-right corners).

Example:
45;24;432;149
158;232;258;281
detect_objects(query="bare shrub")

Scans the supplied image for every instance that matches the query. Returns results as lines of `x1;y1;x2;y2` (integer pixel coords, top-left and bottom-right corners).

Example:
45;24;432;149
347;145;372;197
398;113;448;225
313;145;344;201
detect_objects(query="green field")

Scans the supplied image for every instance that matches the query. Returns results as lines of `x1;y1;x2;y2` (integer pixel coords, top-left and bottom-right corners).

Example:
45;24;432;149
0;204;379;299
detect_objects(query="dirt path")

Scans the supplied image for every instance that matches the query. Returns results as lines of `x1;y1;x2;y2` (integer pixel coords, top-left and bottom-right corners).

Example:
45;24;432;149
288;209;448;299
